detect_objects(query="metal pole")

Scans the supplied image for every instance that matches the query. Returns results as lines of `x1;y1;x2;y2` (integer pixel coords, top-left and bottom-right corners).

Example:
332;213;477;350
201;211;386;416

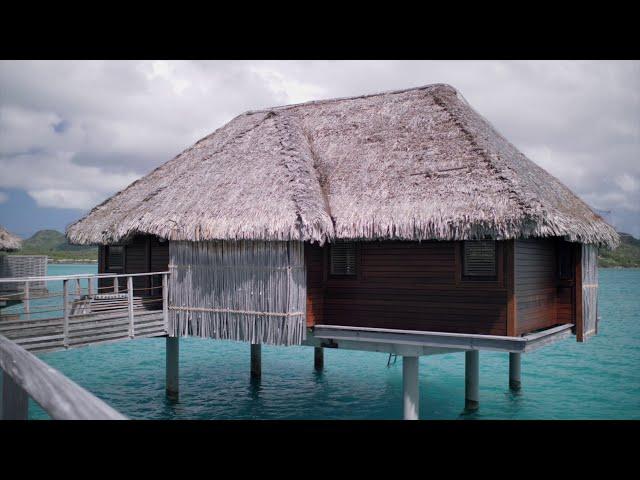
127;276;134;338
250;343;262;380
166;336;179;400
402;356;419;420
63;279;69;348
509;352;521;390
465;350;479;411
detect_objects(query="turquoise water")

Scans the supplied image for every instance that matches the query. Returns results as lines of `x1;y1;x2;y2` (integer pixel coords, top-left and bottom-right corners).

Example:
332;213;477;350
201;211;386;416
27;265;640;420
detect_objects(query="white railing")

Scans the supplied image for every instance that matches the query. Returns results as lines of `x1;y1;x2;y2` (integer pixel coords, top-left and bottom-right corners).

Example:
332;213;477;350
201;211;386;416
0;271;170;353
0;334;126;419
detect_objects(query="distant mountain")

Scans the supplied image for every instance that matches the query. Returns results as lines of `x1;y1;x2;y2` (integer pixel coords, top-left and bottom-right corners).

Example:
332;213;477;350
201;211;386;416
12;229;97;262
599;232;640;268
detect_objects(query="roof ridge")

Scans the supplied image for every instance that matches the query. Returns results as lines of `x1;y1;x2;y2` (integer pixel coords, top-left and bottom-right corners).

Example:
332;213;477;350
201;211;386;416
242;83;456;117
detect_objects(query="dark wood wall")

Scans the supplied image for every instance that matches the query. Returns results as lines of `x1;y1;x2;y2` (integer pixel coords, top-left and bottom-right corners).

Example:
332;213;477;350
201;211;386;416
98;235;169;295
305;241;509;335
306;238;579;337
513;239;558;335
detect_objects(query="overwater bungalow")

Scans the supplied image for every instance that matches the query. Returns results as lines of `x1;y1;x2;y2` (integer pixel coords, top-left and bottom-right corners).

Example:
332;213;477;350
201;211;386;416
29;83;616;420
0;226;21;252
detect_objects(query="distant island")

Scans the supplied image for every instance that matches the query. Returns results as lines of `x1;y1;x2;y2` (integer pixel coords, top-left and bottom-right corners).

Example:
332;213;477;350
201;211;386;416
7;229;97;263
599;232;640;268
4;229;640;267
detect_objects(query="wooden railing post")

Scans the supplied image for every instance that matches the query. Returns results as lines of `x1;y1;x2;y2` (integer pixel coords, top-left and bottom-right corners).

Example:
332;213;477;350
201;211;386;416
76;278;82;299
2;370;29;420
113;276;119;294
162;273;169;330
88;276;94;297
127;276;134;338
23;281;30;322
63;279;69;348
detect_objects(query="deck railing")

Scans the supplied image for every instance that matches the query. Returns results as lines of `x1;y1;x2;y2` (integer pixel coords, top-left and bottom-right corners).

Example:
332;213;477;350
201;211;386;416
0;271;170;353
0;334;126;419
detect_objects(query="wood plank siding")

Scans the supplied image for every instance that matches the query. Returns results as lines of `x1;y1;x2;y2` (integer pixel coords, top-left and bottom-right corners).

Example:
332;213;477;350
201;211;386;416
306;238;581;337
306;241;509;336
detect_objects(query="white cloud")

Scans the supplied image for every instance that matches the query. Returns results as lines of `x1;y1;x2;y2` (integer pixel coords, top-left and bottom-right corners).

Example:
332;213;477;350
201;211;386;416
0;151;139;209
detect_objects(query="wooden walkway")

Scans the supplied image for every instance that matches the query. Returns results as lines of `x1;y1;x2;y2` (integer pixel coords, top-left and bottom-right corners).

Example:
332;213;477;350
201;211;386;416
0;271;169;354
0;309;167;353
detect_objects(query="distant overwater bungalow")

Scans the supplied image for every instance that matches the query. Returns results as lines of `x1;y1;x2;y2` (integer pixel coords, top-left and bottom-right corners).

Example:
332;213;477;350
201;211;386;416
1;84;620;420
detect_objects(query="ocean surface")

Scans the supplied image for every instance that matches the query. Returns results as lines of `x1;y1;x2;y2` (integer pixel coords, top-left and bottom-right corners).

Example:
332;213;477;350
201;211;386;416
26;264;640;420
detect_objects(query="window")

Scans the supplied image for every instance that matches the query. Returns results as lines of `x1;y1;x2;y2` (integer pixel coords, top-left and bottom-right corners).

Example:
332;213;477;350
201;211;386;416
330;243;357;276
462;240;496;279
557;241;574;281
106;245;124;271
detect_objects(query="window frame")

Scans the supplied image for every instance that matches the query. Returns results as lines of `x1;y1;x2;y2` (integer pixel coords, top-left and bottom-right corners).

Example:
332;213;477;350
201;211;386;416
461;240;498;281
328;242;358;278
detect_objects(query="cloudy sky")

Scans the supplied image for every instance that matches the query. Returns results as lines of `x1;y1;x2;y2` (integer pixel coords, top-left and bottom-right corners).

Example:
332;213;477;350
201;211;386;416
0;60;638;239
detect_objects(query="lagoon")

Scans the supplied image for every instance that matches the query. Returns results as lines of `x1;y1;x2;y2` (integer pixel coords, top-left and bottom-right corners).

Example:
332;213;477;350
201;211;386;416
28;264;640;419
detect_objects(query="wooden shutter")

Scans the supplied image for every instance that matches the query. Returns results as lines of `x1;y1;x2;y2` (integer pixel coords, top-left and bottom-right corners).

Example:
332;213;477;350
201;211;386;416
330;243;357;276
463;241;496;278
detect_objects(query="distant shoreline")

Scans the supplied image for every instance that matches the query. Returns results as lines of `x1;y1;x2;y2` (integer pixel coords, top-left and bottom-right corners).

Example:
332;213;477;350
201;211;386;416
48;259;98;264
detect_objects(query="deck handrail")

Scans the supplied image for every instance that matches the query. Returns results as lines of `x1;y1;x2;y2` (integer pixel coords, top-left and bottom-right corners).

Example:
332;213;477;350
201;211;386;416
0;270;170;284
0;335;127;420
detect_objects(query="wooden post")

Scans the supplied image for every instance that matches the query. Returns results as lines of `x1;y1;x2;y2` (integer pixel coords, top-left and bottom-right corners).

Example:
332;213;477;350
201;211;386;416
509;352;521;390
63;279;69;348
113;276;119;294
465;350;479;411
23;281;30;322
314;346;324;371
402;356;419;420
250;343;262;380
127;276;134;338
1;371;29;420
75;278;82;299
88;277;94;297
162;273;169;331
166;336;179;400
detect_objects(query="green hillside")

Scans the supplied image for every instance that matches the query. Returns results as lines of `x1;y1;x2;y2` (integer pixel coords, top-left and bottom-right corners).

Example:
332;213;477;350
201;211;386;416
10;229;97;262
599;233;640;268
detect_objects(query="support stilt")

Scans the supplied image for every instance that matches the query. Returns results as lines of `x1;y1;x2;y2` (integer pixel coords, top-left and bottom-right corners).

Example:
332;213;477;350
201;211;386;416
314;347;324;371
509;352;521;390
465;350;479;411
251;343;262;380
402;356;419;420
166;336;179;400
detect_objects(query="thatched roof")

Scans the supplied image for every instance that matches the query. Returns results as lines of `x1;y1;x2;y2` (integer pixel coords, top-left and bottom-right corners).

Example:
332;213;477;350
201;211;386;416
0;225;22;251
67;84;619;248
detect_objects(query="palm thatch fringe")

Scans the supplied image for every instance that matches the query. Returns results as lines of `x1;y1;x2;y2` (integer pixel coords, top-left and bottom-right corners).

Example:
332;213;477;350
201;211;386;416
66;84;619;249
168;240;306;346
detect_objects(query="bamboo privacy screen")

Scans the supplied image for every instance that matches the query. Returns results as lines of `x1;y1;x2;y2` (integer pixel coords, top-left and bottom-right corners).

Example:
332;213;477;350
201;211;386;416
582;244;599;338
168;241;306;345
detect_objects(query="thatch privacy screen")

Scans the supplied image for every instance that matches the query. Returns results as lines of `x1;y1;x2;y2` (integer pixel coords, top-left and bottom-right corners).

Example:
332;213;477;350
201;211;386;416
169;241;306;345
581;244;599;339
0;255;47;293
